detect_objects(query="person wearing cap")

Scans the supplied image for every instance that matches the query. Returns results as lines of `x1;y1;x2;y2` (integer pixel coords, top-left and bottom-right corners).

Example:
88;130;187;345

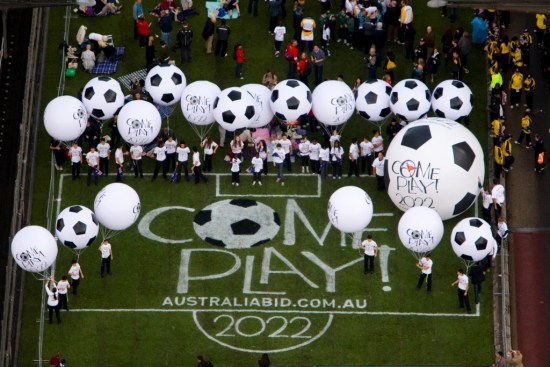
523;73;535;110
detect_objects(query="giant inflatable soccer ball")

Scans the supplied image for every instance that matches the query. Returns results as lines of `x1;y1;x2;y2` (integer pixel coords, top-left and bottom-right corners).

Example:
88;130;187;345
312;80;355;126
355;79;392;122
56;205;99;250
145;64;187;106
270;79;312;122
213;87;257;132
389;79;431;122
242;83;274;128
117;100;162;145
44;96;88;142
431;79;474;123
82;76;125;120
181;81;221;126
385;117;484;220
451;217;495;262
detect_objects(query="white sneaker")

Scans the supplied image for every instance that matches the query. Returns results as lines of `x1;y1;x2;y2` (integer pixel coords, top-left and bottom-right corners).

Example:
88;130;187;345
252;181;256;185
281;182;285;186
236;183;239;186
258;181;262;186
276;178;280;182
232;182;235;185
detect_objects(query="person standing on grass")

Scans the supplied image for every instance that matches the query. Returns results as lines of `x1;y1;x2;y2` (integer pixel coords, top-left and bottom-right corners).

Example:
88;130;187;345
215;20;231;57
348;137;359;177
298;136;310;173
202;13;216;54
330;140;344;179
372;152;386;190
176;141;191;182
360;135;374;175
451;268;472;313
130;143;144;178
151;141;168;181
115;143;126;182
191;146;209;184
308;138;320;174
57;276;70;311
177;21;193;63
230;155;242;186
235;43;245;79
311;45;325;86
285;39;299;79
69;142;83;180
276;134;292;172
416;254;433;293
136;15;151;48
252;152;263;185
165;135;178;172
273;143;285;186
99;239;113;277
97;138;111;177
86;146;100;187
45;278;61;324
256;139;269;175
273;21;286;57
319;142;330;179
468;262;484;305
68;259;84;295
358;235;378;274
201;136;219;173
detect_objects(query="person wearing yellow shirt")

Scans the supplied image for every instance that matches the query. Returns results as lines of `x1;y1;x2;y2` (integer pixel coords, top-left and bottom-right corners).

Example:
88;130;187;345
499;36;510;73
492;117;505;145
494;143;504;178
510;46;523;69
501;134;514;172
523;73;535;110
515;111;532;148
535;13;547;46
508;69;523;109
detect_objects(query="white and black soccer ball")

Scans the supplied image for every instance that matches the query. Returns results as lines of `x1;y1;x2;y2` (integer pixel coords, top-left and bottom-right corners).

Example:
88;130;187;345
55;205;99;250
451;217;495;262
355;79;393;122
385;117;484;220
82;76;125;120
431;80;474;123
193;199;281;249
270;79;312;122
145;64;187;106
389;79;431;122
213;87;257;132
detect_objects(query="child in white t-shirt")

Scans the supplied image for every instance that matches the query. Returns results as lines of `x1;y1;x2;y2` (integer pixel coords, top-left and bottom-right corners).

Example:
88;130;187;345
251;152;263;185
231;156;242;186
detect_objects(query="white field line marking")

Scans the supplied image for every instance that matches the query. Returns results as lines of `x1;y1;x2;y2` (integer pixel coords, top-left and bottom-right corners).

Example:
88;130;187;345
65;307;480;317
215;173;322;198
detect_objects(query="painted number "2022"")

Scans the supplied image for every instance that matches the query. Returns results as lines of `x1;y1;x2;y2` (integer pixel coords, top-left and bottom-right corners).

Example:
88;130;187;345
214;315;312;339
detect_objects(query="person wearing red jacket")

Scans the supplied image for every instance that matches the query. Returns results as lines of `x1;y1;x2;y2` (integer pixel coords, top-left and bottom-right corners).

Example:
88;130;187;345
285;39;299;78
235;44;245;79
297;52;311;86
136;15;151;48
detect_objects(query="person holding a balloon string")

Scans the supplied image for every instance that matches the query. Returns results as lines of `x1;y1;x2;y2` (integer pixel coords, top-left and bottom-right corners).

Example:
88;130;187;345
130;143;145;178
191;146;209;184
68;259;85;295
357;235;379;274
56;276;71;311
99;239;113;278
45;278;61;324
330;140;344;179
416;254;433;293
371;129;384;154
451;268;472;313
86;146;100;187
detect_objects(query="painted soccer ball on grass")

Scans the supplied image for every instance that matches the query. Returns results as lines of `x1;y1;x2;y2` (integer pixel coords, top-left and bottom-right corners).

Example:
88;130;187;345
145;64;187;106
389;79;431;122
55;205;99;250
270;79;312;122
385;117;484;220
312;80;355;126
82;76;125;120
431;79;474;123
213;87;257;132
193;199;280;249
451;217;495;262
355;79;393;122
44;96;88;142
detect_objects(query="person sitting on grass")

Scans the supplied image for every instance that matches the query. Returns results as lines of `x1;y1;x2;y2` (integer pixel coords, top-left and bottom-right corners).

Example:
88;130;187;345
96;0;123;16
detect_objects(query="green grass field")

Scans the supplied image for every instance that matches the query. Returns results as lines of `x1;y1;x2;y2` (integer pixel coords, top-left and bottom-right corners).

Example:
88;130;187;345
18;1;494;366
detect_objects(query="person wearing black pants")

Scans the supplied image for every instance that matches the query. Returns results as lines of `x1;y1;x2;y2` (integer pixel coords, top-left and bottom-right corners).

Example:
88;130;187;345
371;152;386;190
452;269;472;313
416;254;433;292
69;142;82;180
192;146;209;184
99;240;113;278
176;142;191;182
214;20;231;57
45;278;61;324
151;142;168;181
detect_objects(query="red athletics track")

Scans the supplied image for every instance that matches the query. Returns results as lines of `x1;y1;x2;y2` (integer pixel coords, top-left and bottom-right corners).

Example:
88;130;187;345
511;232;550;367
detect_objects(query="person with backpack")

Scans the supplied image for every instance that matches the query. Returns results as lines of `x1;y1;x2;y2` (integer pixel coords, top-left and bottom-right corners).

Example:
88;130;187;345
177;21;193;63
297;52;311;86
234;43;245;79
